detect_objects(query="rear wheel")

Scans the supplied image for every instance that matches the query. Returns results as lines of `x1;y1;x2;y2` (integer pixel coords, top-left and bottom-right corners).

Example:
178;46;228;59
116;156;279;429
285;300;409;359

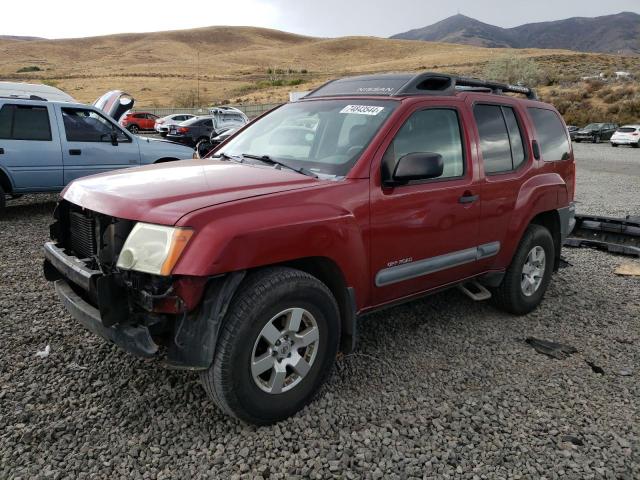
611;143;619;148
128;124;139;134
491;224;554;315
633;142;639;149
200;267;340;425
594;135;601;144
0;184;5;213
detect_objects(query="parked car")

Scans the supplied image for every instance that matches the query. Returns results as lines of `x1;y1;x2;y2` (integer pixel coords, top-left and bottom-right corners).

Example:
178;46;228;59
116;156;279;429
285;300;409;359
566;125;579;140
573;123;618;143
120;112;159;134
43;72;575;424
154;113;196;137
166;115;216;146
0;89;193;211
211;126;240;146
610;125;640;148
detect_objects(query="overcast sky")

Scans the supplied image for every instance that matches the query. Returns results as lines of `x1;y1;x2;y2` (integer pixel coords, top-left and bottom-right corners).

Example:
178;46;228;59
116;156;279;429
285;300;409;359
3;0;639;39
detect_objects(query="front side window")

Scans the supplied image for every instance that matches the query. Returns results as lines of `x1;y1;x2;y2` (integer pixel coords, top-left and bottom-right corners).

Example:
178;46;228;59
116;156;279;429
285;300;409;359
474;104;526;174
218;99;397;177
528;108;570;161
381;108;464;182
62;108;129;143
0;104;52;141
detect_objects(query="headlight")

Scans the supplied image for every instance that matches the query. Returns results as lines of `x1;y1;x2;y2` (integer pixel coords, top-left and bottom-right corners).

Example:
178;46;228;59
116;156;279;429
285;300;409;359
116;223;193;276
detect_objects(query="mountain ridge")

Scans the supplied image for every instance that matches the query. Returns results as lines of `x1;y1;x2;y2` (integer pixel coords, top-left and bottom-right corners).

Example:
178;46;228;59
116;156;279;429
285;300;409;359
391;12;640;54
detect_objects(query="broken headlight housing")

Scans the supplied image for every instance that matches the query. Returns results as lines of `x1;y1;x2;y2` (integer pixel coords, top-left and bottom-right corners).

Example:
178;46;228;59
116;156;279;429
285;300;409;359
116;223;193;276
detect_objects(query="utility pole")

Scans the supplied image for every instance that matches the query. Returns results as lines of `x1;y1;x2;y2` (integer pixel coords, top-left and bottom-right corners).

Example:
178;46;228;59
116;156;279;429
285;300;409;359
196;50;200;109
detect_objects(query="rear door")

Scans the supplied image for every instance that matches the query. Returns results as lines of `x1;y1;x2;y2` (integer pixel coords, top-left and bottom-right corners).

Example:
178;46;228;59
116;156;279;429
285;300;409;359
470;100;532;270
56;105;141;184
0;102;63;191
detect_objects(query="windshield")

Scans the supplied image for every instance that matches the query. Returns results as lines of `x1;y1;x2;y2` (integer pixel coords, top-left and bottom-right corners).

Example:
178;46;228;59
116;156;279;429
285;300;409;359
583;123;604;130
618;127;637;133
217;99;398;177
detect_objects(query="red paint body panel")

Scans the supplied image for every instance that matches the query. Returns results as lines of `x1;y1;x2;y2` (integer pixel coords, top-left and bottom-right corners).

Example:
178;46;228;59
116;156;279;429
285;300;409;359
61;92;575;314
62;159;320;225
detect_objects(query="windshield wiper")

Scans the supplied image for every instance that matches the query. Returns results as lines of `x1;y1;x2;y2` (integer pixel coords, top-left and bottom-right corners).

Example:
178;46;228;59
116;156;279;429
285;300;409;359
241;153;318;178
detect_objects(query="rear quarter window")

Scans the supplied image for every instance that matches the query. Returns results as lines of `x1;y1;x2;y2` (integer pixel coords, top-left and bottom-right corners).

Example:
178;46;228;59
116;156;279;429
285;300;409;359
0;104;52;141
528;108;570;161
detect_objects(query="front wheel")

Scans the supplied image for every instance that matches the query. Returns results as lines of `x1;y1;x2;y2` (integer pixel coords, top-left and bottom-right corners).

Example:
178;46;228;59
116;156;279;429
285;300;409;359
0;184;5;213
633;142;639;149
200;267;340;425
491;224;554;315
611;143;619;148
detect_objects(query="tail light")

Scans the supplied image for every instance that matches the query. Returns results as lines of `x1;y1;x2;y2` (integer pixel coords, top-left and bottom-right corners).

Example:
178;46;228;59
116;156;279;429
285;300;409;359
178;127;189;134
633;133;639;136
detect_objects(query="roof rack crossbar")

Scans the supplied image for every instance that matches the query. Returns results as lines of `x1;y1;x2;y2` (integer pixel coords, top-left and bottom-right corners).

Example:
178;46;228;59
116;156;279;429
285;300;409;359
304;72;537;100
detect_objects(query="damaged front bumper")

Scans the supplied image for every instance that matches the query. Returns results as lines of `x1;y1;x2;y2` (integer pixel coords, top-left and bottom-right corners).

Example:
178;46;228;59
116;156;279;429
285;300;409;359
43;241;243;369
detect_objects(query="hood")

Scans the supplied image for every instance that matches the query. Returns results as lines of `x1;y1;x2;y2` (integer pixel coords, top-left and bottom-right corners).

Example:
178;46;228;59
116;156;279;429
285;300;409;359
62;159;320;225
93;90;134;121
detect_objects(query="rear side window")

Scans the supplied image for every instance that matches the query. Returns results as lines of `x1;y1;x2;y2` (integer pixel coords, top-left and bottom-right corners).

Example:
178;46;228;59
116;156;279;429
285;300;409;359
528;108;570;161
474;104;526;174
0;104;52;141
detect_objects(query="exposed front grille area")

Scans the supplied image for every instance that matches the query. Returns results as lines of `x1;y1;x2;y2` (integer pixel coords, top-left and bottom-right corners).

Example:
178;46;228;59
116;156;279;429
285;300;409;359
69;210;97;259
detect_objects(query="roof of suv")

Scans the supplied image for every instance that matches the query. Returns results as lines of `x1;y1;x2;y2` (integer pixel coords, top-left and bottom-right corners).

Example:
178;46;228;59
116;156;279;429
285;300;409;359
304;72;537;101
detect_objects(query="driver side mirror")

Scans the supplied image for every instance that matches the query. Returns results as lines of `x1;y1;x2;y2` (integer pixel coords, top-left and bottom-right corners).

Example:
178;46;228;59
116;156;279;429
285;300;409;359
386;152;444;186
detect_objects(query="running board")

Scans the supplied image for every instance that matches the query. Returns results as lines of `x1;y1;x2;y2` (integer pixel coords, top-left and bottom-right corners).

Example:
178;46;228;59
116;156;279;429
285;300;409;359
564;214;640;257
458;280;492;301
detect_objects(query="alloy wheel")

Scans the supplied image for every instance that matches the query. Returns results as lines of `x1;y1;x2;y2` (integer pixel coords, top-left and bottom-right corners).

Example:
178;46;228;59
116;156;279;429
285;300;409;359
521;246;546;297
251;308;320;394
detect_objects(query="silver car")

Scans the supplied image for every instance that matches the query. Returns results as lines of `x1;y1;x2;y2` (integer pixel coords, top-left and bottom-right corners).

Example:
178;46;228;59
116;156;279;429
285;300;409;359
154;113;196;137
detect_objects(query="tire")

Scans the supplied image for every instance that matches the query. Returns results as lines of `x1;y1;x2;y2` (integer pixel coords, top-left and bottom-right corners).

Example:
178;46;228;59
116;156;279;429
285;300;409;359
574;139;581;143
633;142;639;149
611;143;618;148
491;224;555;315
0;184;5;213
128;125;139;134
594;135;601;144
200;267;341;424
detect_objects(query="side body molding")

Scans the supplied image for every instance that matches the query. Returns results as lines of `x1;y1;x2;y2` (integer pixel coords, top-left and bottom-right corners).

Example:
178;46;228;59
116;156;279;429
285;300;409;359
375;241;500;287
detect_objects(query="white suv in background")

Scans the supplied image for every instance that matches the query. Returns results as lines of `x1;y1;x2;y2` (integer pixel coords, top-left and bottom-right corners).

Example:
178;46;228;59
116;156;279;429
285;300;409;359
154;113;196;136
610;125;640;148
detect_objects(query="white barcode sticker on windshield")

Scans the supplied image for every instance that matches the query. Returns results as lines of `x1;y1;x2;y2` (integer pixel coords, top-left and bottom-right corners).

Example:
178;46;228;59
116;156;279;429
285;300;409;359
340;105;384;116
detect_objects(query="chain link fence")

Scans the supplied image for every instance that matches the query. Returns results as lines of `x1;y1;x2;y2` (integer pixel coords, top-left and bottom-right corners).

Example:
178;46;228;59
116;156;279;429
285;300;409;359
139;103;282;119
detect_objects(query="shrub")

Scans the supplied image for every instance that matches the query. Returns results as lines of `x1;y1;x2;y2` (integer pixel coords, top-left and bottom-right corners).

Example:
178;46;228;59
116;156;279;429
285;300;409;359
172;89;199;108
483;56;542;86
17;65;42;73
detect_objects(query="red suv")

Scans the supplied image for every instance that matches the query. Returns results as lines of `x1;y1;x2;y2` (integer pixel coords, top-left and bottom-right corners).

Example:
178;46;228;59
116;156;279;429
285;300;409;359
120;112;159;133
44;73;576;424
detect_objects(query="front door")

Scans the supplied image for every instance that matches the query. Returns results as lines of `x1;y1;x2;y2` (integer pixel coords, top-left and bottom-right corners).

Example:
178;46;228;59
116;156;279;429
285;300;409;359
56;106;140;184
370;103;483;305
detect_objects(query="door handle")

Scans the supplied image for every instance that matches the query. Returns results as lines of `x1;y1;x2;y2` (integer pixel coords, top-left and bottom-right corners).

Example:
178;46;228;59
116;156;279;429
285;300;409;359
0;148;4;154
69;149;82;156
459;192;479;204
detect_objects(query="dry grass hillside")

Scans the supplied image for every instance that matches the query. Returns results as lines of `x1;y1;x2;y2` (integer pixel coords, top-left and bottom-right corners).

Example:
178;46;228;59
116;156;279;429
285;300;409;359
1;25;639;122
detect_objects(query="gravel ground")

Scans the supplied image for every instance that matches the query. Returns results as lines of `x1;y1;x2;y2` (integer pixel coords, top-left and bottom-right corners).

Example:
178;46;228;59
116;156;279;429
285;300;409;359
1;143;638;479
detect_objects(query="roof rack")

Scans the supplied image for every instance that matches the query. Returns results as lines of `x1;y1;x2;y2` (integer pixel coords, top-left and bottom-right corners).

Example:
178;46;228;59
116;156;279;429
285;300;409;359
304;72;537;100
0;94;48;101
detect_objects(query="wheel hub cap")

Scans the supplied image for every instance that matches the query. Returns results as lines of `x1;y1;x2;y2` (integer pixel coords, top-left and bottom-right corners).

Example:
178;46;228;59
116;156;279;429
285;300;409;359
251;308;320;394
521;246;546;297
